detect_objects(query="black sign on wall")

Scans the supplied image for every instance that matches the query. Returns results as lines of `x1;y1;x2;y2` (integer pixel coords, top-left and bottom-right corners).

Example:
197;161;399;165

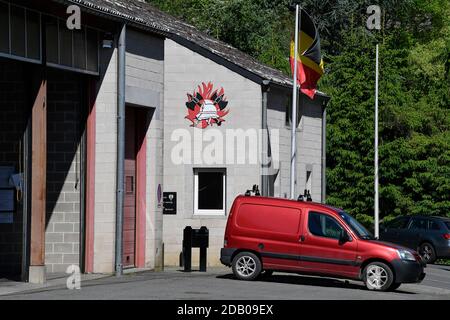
163;192;177;215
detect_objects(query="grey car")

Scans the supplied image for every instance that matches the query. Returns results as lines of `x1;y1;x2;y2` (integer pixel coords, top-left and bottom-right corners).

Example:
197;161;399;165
380;216;450;264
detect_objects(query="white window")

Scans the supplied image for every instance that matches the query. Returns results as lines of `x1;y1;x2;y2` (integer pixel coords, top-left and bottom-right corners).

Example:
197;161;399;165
194;168;226;216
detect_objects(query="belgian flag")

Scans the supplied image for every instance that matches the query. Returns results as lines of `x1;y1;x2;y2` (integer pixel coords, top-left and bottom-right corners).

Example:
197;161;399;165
290;9;324;99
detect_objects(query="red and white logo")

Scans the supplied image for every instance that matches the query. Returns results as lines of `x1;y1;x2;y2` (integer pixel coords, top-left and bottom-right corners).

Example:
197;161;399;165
185;82;230;129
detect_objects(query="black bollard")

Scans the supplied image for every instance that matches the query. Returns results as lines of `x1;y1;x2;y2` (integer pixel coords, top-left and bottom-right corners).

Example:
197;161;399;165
182;226;209;272
183;226;193;272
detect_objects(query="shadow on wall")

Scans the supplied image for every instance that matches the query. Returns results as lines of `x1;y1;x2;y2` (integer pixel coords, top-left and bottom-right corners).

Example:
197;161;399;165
45;69;85;272
126;30;164;61
0;58;27;279
44;46;115;273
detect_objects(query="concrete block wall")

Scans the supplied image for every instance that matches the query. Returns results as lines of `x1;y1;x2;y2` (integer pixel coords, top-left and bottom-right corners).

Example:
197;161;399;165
163;39;262;267
126;29;165;270
267;87;323;202
296;95;323;202
0;59;25;276
45;69;83;273
89;29;166;273
92;47;118;273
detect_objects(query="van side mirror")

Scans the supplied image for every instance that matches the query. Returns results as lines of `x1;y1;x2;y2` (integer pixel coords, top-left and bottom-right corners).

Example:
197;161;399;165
339;229;351;244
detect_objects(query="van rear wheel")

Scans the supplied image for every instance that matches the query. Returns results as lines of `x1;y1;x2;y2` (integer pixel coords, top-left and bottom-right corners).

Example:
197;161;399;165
232;252;262;281
363;262;394;291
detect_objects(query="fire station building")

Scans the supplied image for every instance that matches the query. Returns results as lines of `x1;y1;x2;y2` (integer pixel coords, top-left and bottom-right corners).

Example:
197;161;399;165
0;0;329;283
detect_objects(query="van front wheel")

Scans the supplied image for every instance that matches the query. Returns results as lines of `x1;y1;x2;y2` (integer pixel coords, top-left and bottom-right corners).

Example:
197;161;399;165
232;252;262;281
363;262;394;291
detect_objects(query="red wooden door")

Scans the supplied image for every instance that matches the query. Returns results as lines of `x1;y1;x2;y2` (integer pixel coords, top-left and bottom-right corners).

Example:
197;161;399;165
123;108;137;268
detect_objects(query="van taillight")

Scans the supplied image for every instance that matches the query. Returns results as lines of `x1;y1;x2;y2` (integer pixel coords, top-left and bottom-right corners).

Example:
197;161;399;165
443;234;450;240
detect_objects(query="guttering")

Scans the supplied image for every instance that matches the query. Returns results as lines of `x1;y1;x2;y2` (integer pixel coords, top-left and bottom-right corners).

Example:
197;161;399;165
115;23;126;277
261;80;270;196
321;96;331;203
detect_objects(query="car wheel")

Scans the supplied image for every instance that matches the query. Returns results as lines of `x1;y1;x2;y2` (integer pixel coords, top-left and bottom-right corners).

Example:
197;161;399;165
419;242;436;264
232;252;262;281
363;262;394;291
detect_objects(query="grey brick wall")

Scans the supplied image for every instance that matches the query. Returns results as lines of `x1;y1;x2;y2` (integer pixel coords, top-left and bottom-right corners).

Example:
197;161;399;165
45;69;83;274
162;41;325;268
92;45;117;273
163;39;262;266
0;59;25;276
267;86;324;202
126;29;165;270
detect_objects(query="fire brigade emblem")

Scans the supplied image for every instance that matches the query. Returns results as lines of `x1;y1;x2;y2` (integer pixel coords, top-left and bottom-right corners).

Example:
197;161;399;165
185;82;230;129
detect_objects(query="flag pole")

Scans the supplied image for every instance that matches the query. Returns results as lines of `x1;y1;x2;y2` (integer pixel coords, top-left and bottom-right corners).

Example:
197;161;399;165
374;43;379;238
290;4;300;199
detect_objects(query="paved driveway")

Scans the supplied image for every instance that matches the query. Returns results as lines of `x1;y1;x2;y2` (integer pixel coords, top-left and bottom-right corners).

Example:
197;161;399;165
1;265;449;300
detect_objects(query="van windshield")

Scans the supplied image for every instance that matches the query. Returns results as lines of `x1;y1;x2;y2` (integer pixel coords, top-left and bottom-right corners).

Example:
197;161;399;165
339;211;374;240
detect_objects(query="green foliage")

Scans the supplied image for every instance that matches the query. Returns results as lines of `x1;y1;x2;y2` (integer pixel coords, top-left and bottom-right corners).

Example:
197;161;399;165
321;2;450;224
147;0;450;226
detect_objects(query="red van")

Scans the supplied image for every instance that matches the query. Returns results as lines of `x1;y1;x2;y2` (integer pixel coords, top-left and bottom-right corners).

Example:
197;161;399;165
220;195;426;291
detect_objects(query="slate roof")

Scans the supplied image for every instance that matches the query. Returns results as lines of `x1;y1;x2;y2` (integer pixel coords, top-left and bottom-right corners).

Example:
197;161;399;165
55;0;327;96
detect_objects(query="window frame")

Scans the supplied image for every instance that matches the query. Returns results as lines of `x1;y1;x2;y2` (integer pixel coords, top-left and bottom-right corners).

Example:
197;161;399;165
307;211;345;240
0;1;42;65
193;168;226;216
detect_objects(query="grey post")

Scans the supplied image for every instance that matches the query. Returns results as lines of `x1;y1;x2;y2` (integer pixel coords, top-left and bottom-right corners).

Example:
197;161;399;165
261;79;270;196
290;4;300;199
374;43;379;239
115;23;126;276
321;106;327;203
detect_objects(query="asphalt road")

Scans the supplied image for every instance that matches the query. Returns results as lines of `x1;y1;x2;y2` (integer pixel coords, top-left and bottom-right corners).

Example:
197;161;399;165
1;265;450;300
421;264;450;291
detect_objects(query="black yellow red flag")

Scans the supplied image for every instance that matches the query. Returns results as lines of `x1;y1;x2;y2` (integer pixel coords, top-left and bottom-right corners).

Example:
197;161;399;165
290;9;324;99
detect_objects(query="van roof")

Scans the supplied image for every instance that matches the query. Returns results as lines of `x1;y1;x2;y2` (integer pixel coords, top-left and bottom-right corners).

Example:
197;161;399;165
235;195;341;213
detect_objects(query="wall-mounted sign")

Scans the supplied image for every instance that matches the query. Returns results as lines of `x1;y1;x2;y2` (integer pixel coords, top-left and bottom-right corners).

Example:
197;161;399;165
185;82;230;129
163;192;177;215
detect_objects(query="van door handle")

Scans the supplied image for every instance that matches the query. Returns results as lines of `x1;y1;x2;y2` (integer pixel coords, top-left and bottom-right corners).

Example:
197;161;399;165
299;235;305;242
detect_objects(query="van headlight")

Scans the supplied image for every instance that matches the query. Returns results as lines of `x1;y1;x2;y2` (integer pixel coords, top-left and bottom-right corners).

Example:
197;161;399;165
397;250;416;261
